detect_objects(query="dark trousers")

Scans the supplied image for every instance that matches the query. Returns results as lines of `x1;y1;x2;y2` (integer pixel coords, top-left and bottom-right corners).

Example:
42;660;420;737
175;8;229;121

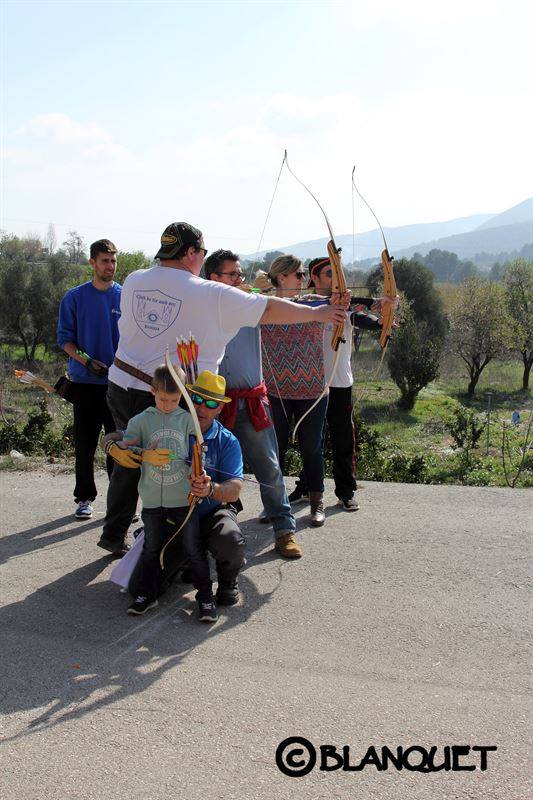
268;395;328;493
102;381;155;544
139;506;212;602
200;506;245;587
71;383;115;503
297;386;357;500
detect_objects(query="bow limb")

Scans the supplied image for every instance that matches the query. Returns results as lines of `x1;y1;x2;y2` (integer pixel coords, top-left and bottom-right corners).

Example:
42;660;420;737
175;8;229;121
379;248;397;349
352;168;397;352
159;348;205;570
283;152;348;440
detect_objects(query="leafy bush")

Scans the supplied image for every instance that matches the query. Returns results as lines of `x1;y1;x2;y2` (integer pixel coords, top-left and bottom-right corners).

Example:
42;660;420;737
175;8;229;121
0;399;73;457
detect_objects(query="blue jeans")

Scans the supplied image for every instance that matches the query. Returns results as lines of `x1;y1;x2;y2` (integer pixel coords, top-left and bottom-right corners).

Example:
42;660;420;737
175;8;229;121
231;406;295;535
268;395;328;493
140;506;211;602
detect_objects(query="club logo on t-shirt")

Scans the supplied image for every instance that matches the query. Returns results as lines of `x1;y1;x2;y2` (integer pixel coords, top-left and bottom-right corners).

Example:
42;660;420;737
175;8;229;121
132;289;182;338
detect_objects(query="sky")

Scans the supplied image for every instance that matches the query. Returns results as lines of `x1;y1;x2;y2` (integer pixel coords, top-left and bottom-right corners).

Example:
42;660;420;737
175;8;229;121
2;0;532;259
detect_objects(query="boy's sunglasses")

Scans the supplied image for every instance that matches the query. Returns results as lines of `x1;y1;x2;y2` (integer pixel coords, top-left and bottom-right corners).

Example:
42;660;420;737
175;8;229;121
191;392;220;409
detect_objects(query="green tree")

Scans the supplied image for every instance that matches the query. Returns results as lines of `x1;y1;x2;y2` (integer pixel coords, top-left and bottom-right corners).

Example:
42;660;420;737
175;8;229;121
115;250;151;284
503;258;533;390
0;238;84;361
366;257;448;340
448;278;513;397
387;310;442;409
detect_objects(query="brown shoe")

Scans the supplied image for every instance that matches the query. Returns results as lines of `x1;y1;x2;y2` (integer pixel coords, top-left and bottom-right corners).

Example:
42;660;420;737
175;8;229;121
309;492;325;527
274;532;303;559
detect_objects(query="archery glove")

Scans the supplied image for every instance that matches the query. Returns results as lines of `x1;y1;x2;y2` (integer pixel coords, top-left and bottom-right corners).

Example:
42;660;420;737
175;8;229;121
105;442;142;469
86;358;109;378
141;448;172;467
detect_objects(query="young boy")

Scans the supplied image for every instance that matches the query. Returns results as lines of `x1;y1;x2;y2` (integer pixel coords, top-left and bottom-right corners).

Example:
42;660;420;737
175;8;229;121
106;364;217;622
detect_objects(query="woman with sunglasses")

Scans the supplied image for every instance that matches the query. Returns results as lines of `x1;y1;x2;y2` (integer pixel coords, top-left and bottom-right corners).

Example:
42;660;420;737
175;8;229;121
260;254;335;528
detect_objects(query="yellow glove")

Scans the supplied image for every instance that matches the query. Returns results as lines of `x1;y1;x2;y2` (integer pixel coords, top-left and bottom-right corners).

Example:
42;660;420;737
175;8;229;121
141;448;172;466
105;442;143;469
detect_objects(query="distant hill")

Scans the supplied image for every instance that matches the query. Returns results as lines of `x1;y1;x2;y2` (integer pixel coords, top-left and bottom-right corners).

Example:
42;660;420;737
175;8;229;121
475;198;533;231
243;198;533;266
397;221;533;260
244;214;492;262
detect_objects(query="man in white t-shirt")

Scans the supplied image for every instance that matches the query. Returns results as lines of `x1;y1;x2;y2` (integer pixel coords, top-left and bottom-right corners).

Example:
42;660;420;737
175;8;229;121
98;222;348;555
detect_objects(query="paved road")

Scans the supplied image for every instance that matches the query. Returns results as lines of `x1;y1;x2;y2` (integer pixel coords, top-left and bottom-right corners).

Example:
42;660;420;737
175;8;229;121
0;470;530;800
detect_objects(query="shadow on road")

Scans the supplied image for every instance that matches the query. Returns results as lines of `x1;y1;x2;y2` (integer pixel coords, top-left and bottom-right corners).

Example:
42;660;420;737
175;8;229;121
0;518;288;743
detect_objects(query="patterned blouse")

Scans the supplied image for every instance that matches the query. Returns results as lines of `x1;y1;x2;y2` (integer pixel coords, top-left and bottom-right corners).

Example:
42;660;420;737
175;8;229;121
261;316;325;400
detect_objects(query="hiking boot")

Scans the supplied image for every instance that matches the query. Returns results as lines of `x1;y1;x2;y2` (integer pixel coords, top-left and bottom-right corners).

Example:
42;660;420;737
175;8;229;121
75;501;93;519
274;532;303;559
309;492;325;527
198;599;218;623
127;596;158;616
97;537;130;557
288;485;309;504
338;497;360;512
216;581;240;606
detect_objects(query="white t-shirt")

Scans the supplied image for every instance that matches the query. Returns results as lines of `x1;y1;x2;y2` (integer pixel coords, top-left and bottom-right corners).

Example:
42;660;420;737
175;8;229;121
323;319;353;388
109;264;268;390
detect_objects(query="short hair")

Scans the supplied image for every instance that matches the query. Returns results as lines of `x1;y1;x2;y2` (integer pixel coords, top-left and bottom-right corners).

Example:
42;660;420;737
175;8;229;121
90;239;117;260
204;249;240;279
152;364;185;393
268;254;302;287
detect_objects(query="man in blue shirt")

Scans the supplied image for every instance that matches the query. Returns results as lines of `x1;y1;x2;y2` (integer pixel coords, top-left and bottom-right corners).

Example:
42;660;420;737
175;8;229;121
205;250;300;560
57;239;121;519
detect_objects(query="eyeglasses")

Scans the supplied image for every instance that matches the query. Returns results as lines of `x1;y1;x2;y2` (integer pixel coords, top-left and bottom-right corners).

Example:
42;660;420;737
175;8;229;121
216;271;244;281
196;247;208;257
191;392;220;409
294;271;306;279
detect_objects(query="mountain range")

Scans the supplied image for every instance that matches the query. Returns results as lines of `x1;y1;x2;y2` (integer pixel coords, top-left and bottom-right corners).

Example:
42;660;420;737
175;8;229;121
244;198;533;265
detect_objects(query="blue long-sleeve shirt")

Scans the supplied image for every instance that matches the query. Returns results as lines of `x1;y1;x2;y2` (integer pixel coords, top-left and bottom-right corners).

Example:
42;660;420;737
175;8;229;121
57;281;122;384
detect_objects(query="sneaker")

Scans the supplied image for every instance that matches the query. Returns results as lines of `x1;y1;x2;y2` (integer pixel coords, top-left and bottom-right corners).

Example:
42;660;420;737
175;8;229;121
75;501;93;519
127;596;158;616
131;512;141;524
97;537;130;557
288;485;309;504
338;497;360;512
198;599;218;623
274;532;303;559
216;581;240;606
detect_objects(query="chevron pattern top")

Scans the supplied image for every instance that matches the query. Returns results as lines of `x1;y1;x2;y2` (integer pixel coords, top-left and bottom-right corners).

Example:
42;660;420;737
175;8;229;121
261;321;325;400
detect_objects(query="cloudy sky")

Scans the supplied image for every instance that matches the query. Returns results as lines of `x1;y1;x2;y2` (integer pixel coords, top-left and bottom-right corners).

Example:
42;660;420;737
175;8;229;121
2;0;532;257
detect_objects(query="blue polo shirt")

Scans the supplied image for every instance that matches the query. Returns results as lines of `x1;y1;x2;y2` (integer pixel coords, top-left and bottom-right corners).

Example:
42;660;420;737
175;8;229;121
196;418;243;518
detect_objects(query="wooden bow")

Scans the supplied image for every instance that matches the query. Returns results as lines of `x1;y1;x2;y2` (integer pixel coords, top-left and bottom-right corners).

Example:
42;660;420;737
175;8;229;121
351;167;397;351
159;347;205;569
283;151;348;440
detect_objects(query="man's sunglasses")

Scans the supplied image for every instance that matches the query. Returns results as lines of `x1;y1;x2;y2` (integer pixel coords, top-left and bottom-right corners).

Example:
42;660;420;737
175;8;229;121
191;392;220;409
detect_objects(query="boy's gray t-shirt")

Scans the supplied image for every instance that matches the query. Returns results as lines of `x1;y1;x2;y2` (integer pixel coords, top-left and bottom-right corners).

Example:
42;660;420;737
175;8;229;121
124;406;196;508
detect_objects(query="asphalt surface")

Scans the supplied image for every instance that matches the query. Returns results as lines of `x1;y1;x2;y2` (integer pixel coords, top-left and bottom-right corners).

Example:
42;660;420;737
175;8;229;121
0;470;531;800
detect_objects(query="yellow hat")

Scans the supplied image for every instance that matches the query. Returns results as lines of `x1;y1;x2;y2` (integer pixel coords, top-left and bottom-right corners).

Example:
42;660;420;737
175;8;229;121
186;370;232;404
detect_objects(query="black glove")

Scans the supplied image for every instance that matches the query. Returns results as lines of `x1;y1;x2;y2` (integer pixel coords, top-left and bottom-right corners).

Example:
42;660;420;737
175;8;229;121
86;359;109;378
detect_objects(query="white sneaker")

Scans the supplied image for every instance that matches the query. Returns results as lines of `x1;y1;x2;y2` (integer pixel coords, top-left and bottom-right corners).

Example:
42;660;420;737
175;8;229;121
75;501;93;519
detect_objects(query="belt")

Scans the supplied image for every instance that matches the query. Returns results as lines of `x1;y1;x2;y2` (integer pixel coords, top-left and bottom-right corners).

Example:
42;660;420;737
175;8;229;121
113;357;153;387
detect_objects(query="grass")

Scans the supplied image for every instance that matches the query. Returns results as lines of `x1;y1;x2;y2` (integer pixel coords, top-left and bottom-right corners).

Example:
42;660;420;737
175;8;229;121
1;347;531;488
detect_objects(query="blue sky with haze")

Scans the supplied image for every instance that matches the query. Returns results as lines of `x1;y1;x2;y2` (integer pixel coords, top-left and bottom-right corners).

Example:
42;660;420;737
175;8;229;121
3;0;532;256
